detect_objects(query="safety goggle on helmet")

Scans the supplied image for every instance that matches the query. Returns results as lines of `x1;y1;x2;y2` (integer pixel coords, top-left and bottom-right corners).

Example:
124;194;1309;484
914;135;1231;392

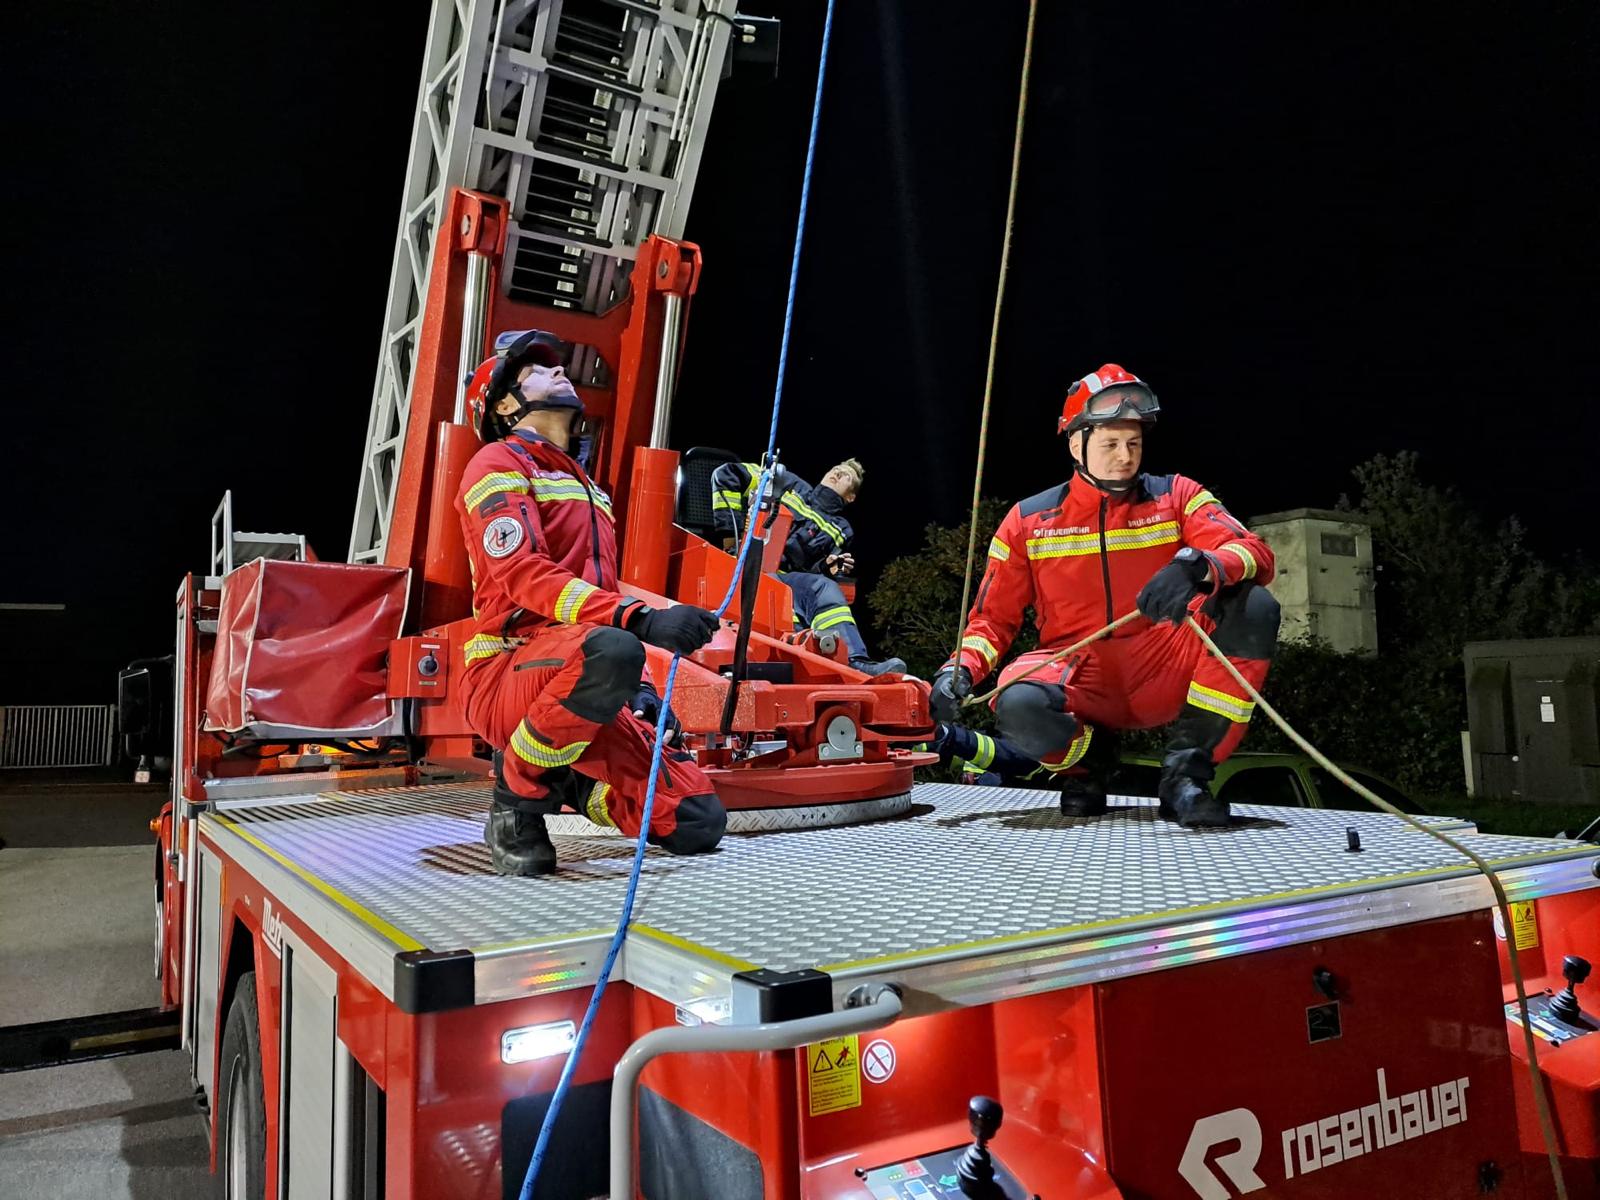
464;329;574;441
1057;363;1160;436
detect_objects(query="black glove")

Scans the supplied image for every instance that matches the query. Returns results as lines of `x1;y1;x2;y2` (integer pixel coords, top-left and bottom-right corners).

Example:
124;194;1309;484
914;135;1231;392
630;681;682;745
930;666;973;723
630;604;720;654
1136;547;1212;625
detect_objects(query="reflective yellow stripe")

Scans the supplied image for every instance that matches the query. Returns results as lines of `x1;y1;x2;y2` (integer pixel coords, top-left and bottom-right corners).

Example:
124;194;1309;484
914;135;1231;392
509;723;590;768
585;781;615;827
1038;725;1094;771
712;489;744;512
812;604;856;631
961;635;1000;669
529;480;613;520
782;492;845;545
554;578;598;624
987;537;1011;562
1184;490;1217;517
1222;541;1258;580
463;634;511;663
1026;522;1181;560
464;472;530;510
1187;681;1255;723
970;733;996;771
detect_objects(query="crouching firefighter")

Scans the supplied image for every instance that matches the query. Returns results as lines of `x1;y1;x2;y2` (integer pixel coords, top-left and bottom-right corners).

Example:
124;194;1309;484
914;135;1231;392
456;330;728;875
931;364;1281;828
709;457;905;675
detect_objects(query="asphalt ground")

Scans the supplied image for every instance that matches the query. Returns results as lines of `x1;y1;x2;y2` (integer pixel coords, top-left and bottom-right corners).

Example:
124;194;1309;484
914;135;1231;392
0;776;210;1198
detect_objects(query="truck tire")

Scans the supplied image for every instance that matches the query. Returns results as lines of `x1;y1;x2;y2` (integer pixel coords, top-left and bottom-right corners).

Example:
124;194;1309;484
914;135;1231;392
214;971;266;1200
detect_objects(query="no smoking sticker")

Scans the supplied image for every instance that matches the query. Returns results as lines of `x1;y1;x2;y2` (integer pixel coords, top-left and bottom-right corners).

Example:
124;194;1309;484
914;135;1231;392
806;1035;861;1116
862;1038;896;1084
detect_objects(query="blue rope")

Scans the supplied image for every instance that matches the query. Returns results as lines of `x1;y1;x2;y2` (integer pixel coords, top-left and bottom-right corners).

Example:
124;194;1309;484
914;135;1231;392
519;3;836;1193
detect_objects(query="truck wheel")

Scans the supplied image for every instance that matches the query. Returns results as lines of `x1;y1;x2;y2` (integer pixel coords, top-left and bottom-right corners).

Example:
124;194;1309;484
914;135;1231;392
214;971;266;1200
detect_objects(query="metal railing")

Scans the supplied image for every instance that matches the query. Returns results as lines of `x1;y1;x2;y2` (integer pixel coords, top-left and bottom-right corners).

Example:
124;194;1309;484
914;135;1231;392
0;705;117;768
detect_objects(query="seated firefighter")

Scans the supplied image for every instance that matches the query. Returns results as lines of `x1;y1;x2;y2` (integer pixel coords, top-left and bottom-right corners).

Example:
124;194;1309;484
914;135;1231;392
456;329;728;876
931;363;1281;828
709;457;905;676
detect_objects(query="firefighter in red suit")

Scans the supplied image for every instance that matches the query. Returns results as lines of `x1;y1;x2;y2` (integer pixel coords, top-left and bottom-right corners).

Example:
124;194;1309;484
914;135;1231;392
931;364;1280;828
456;330;727;875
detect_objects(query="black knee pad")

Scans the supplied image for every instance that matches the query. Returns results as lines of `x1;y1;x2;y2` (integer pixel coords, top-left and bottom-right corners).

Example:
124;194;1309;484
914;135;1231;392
562;626;647;723
1210;583;1281;661
995;681;1079;759
654;792;726;855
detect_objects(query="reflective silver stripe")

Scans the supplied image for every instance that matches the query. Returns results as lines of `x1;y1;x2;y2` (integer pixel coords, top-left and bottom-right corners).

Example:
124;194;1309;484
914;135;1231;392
554;579;598;624
961;635;1000;668
509;723;590;768
1221;542;1258;580
1187;682;1254;723
463;472;530;510
812;605;855;631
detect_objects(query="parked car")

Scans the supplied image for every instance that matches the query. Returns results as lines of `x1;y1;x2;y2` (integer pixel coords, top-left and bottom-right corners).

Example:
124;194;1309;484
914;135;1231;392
1110;751;1425;815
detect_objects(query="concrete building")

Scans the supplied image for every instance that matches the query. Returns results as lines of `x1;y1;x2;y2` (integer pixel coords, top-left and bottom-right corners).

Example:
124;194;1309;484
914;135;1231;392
1247;508;1378;655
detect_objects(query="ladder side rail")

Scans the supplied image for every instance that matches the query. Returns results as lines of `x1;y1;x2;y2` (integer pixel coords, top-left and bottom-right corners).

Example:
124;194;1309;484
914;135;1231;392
351;0;497;564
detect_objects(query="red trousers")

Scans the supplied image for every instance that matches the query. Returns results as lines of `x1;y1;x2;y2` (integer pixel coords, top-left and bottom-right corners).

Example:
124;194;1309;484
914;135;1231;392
994;596;1271;772
459;623;716;842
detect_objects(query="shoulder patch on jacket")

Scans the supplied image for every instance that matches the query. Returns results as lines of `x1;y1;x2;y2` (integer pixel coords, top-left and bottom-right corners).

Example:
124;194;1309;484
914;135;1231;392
1018;482;1069;518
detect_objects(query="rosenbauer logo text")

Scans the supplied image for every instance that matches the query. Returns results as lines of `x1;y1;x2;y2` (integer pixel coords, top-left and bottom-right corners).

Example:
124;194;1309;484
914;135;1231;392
1180;1067;1471;1198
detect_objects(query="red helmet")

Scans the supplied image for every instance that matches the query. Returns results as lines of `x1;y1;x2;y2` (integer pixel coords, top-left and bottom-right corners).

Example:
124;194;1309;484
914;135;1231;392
465;329;574;441
1058;363;1160;436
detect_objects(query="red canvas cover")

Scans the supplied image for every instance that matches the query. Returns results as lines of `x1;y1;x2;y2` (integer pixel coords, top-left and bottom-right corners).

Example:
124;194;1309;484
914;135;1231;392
203;560;410;736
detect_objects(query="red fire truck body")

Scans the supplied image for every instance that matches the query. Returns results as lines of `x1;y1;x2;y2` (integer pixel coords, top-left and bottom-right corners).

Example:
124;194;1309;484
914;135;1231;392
148;3;1600;1197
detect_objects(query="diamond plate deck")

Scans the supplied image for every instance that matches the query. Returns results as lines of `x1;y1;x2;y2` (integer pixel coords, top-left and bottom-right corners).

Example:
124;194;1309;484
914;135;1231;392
200;781;1600;1011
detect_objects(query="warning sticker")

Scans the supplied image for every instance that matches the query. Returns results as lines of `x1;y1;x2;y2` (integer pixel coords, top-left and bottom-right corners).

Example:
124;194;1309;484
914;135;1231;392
806;1035;861;1116
1510;901;1540;950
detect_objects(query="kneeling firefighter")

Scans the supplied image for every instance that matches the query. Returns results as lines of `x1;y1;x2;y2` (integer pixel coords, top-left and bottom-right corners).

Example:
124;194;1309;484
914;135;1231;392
456;330;727;875
931;364;1281;828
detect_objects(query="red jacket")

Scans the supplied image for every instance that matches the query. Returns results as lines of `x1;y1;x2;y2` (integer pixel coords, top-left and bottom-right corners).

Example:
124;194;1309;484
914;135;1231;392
455;431;644;667
951;472;1275;682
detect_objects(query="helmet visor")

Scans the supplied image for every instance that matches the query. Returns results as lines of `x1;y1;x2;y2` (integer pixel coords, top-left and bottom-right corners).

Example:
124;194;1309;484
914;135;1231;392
1083;383;1159;421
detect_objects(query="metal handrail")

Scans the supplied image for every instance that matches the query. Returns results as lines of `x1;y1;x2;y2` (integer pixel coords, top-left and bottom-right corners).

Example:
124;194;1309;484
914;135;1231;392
609;983;903;1198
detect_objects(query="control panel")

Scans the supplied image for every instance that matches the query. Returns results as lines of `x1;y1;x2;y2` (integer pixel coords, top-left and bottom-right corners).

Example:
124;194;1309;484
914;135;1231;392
860;1147;1028;1199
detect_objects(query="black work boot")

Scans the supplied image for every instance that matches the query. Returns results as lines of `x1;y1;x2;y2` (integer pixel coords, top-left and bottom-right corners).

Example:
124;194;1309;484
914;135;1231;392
1058;773;1108;818
485;751;559;876
1157;722;1231;829
1057;727;1117;817
483;804;558;875
850;655;907;676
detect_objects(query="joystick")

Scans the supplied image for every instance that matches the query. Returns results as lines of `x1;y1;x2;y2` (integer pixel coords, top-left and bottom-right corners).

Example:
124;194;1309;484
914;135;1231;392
957;1095;1006;1200
1549;955;1591;1025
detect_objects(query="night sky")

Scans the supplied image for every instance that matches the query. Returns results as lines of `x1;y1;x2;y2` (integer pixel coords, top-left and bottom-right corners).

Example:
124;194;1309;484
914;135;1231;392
4;1;1596;703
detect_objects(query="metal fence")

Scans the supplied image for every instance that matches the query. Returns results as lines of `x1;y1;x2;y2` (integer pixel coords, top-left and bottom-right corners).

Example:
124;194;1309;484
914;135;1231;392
0;705;117;768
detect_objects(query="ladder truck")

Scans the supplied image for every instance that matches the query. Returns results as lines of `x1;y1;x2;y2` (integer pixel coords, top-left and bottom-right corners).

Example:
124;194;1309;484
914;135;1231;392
122;2;1600;1197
